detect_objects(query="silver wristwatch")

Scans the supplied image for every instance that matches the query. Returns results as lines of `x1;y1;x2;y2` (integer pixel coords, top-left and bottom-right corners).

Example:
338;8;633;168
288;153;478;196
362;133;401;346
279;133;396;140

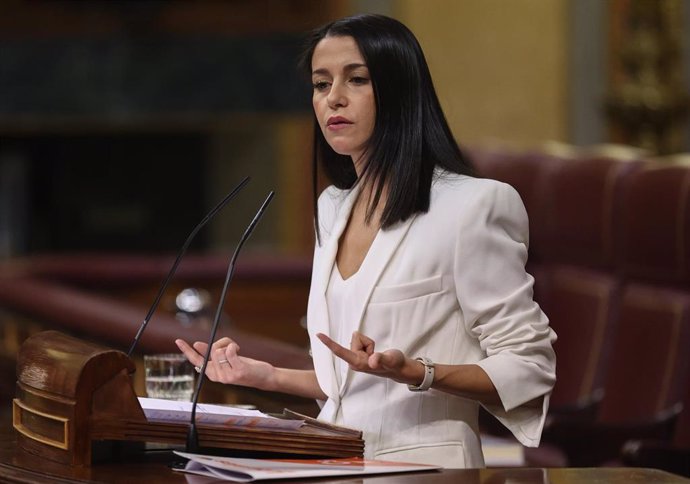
407;357;435;392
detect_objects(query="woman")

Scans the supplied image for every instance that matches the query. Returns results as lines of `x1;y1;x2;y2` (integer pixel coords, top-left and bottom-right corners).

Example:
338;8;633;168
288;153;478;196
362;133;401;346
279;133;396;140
176;14;556;468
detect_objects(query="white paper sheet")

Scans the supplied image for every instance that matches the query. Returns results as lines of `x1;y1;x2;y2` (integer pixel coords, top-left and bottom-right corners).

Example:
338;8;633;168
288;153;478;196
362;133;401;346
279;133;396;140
173;452;441;482
138;397;303;430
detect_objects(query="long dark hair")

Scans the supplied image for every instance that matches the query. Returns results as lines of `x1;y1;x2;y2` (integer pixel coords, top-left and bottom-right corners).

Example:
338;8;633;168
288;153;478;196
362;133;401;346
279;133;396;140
301;14;473;242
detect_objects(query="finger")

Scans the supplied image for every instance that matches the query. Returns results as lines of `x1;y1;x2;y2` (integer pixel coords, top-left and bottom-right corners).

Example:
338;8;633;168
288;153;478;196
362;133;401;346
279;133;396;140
224;342;241;363
190;342;214;371
214;343;243;384
368;351;383;370
176;340;222;380
217;344;241;382
190;342;217;375
316;333;357;364
214;347;230;365
316;332;342;352
377;349;406;371
175;338;193;353
351;331;375;354
175;339;205;367
210;337;234;351
192;340;226;362
374;351;395;370
191;341;210;356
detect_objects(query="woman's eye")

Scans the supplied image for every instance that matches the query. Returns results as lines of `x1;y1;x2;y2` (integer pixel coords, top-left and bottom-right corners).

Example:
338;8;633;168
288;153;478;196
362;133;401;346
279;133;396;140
313;81;330;91
350;76;369;85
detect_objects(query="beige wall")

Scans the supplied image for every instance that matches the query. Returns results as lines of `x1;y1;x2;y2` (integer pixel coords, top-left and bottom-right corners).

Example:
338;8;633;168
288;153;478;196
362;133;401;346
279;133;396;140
393;0;569;149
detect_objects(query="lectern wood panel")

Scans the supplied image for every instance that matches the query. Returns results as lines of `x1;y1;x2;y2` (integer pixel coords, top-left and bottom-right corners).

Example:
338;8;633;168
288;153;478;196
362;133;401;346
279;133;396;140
14;330;143;466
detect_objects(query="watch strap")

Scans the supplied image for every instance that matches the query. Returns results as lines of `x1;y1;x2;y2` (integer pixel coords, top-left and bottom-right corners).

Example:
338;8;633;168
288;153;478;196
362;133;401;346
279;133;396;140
407;357;434;392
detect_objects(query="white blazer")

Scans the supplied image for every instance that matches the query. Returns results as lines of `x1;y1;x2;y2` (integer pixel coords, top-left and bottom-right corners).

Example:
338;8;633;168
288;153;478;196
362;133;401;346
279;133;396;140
306;171;557;468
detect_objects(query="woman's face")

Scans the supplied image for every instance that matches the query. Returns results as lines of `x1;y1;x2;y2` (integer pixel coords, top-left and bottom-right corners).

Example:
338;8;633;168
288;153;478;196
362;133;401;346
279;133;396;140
311;35;376;168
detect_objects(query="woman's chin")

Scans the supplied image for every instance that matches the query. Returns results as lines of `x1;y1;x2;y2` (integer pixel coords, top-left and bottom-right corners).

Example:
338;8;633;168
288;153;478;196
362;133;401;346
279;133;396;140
329;146;354;157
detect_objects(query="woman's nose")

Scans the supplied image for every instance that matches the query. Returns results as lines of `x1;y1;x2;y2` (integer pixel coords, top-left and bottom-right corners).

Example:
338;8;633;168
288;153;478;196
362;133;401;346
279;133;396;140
327;81;347;108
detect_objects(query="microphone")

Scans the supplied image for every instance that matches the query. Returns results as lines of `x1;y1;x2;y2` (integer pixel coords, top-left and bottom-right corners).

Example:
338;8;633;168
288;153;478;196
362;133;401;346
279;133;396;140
126;176;250;357
185;190;275;453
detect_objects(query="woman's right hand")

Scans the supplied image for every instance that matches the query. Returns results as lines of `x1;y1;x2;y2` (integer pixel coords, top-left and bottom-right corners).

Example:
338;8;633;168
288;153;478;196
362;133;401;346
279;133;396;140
175;337;276;391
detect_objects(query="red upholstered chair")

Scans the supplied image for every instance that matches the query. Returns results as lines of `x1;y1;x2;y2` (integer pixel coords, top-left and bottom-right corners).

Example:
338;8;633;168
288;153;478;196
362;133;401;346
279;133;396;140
538;265;620;416
617;159;690;284
536;155;641;270
467;147;546;215
539;283;690;467
522;265;620;468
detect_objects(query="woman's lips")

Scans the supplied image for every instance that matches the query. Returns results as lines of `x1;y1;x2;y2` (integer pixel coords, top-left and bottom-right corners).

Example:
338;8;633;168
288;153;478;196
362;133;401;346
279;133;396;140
327;116;353;130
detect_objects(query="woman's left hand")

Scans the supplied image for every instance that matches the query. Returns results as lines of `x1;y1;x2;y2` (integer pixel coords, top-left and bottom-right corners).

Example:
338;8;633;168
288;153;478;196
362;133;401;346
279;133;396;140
318;331;503;403
316;331;418;384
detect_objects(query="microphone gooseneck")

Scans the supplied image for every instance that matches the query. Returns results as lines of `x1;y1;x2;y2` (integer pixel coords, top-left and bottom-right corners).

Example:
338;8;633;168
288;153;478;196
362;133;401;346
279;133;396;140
126;176;251;357
186;191;275;453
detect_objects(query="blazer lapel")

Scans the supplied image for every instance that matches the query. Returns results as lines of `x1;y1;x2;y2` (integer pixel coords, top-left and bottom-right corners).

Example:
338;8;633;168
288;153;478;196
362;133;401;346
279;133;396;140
338;213;417;394
311;186;360;310
308;186;361;404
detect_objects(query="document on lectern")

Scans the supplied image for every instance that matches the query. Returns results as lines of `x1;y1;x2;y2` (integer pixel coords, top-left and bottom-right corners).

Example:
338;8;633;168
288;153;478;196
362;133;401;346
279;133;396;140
138;397;303;430
173;452;441;482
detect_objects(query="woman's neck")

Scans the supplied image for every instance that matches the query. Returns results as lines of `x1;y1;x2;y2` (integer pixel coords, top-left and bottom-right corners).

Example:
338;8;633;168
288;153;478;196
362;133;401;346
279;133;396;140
353;178;386;228
351;153;389;226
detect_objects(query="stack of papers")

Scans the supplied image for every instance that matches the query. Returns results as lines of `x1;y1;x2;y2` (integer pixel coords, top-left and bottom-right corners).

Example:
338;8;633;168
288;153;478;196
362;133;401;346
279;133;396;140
173;452;441;482
138;397;303;430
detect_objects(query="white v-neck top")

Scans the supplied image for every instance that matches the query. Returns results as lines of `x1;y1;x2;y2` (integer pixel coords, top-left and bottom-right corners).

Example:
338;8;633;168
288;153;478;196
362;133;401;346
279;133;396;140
325;263;359;389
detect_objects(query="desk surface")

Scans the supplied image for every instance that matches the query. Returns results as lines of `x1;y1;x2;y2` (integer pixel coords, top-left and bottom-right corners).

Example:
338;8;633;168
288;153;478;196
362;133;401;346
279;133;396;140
0;425;688;484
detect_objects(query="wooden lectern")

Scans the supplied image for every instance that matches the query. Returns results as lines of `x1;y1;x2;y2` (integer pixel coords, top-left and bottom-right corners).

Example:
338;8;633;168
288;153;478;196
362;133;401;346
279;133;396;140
12;331;364;467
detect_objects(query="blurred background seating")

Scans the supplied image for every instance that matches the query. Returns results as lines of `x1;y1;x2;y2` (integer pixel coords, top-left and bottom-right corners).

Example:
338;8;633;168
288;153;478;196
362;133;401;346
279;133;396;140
472;146;690;475
0;253;318;415
621;382;690;476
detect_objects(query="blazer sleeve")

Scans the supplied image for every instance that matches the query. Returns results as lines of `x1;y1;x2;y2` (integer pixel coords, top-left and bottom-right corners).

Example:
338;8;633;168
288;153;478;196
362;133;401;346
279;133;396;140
453;180;557;447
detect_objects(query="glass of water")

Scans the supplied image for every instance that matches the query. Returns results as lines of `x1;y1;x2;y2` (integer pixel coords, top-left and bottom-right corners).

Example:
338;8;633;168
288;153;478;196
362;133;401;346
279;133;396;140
144;353;195;401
